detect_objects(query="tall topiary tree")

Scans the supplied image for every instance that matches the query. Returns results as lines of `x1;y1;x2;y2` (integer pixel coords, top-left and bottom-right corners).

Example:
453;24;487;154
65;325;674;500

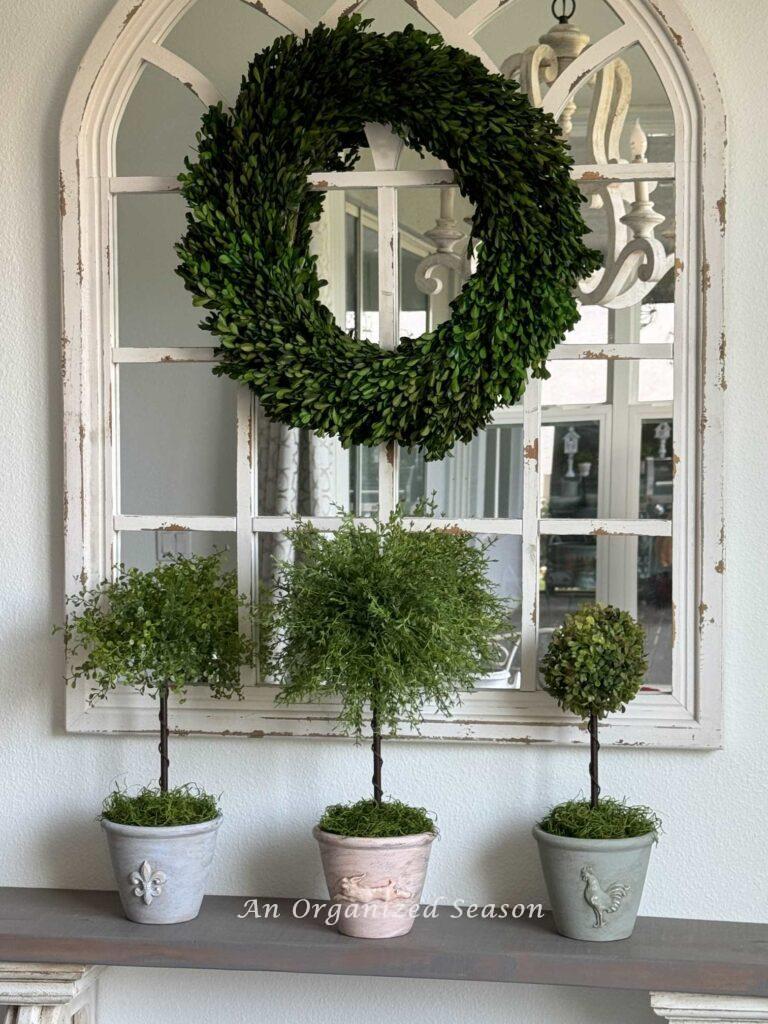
541;603;648;809
261;511;508;819
60;552;256;795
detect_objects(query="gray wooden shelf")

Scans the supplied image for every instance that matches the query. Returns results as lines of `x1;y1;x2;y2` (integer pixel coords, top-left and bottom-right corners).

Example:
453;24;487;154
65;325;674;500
0;888;766;996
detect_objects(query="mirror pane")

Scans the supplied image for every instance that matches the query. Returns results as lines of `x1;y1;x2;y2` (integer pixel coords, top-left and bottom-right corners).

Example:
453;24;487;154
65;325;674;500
563;304;610;346
357;0;434;33
538;534;672;691
470;534;523;691
542;360;608;406
119;364;237;516
640;301;675;344
639;418;674;520
476;0;623;74
541;420;600;519
116;64;202;178
397;186;475;335
116;194;207;347
399;423;523;520
257;415;355;517
119;531;237;574
540;535;598;639
637;535;673;690
638;360;674;402
164;0;282;102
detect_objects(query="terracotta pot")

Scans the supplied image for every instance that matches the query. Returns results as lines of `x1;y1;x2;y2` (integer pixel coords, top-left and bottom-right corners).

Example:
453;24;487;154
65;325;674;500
313;826;435;938
102;815;222;924
533;825;655;941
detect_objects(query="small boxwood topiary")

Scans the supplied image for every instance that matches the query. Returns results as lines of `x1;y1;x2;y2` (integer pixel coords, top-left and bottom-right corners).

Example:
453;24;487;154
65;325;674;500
260;509;508;833
540;603;657;838
58;552;256;817
542;602;647;722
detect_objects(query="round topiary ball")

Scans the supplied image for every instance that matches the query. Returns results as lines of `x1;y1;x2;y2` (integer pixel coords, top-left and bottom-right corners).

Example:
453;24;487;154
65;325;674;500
541;603;648;720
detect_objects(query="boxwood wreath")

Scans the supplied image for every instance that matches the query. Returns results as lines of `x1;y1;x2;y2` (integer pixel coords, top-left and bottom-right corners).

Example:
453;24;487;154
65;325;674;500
176;15;601;460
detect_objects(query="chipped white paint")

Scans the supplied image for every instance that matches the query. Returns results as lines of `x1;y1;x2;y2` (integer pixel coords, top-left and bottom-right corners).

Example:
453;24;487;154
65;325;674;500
60;0;725;747
110;163;676;196
112;343;673;365
140;42;225;107
114;515;236;532
651;993;768;1022
108;175;181;193
547;343;674;360
0;964;101;1024
111;347;217;363
239;0;312;37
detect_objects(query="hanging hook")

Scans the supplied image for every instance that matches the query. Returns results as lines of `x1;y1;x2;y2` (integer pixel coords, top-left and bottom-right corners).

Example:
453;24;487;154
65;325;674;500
551;0;576;23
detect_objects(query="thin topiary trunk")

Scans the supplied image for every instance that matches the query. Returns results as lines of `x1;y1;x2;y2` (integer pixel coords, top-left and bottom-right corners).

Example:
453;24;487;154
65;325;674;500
159;689;169;793
371;705;382;805
588;712;600;809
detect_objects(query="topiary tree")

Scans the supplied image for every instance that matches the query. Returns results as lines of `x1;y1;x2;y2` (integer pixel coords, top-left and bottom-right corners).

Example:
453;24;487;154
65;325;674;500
261;511;508;816
541;603;647;809
59;552;256;795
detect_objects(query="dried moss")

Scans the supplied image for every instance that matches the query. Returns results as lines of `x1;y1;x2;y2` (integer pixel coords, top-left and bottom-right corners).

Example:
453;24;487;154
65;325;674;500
538;797;661;840
318;799;436;838
101;785;220;827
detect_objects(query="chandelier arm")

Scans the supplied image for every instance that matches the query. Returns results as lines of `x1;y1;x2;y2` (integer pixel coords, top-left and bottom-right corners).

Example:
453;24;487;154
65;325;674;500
586;63;616;165
415;253;469;297
577;239;672;307
606;59;632;163
503;43;558;108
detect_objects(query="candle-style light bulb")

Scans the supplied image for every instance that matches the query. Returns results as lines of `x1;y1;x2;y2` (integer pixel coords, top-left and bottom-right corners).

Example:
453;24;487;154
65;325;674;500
626;119;654;215
629;119;648;163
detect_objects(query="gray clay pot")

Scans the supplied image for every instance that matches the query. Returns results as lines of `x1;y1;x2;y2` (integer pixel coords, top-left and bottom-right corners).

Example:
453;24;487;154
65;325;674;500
533;826;656;941
102;815;222;924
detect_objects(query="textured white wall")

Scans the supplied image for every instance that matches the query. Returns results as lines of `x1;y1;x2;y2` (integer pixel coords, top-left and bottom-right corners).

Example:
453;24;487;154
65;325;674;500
0;0;765;1021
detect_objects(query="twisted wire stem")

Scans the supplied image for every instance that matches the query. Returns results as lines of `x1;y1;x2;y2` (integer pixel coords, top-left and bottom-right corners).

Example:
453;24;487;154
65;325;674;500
589;712;600;809
159;690;169;794
371;708;383;805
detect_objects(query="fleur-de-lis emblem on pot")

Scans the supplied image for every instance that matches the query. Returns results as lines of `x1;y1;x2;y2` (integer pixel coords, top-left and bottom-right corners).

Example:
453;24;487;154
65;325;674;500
129;860;167;905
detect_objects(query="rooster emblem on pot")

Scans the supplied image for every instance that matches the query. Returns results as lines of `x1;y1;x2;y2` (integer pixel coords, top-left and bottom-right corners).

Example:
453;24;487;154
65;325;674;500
581;865;630;928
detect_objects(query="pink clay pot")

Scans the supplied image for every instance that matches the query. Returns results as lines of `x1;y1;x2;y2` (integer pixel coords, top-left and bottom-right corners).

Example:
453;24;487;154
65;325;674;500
313;826;435;939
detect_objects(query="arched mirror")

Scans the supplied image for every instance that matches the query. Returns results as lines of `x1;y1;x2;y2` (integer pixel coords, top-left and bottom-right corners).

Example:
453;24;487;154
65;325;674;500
60;0;725;745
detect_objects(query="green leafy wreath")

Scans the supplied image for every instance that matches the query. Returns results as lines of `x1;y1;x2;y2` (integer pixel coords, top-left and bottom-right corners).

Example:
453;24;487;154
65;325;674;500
176;16;601;460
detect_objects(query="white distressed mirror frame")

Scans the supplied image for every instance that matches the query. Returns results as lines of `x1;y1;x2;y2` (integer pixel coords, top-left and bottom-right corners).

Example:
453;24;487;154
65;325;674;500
60;0;726;747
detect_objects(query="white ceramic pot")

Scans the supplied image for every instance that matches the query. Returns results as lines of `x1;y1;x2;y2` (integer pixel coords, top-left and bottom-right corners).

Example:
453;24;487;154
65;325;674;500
102;815;222;924
314;826;435;939
533;826;655;942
